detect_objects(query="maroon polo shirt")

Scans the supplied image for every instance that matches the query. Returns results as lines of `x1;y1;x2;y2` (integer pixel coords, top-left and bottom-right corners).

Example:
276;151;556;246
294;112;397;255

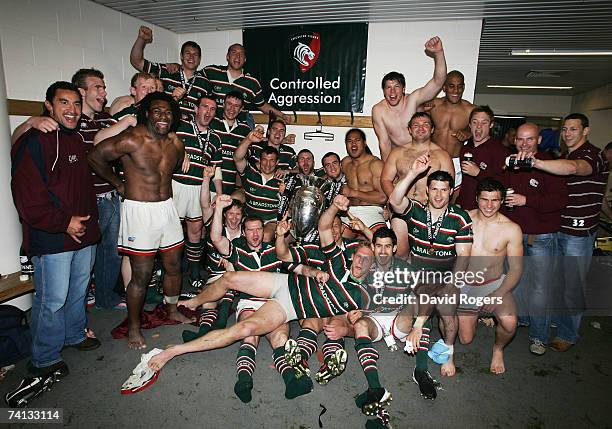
560;141;609;236
457;137;510;210
499;151;568;234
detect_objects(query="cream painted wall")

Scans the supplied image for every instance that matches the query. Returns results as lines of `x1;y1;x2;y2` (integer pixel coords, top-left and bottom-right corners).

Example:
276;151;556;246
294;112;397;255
180;20;482;161
0;42;22;274
0;0;178;273
0;4;482;272
570;83;612;149
1;0;179;132
474;93;572;118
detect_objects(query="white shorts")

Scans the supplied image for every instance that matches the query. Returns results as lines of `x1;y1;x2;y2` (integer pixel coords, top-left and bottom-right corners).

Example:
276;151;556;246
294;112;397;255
452;157;462;189
236;297;269;321
172;180;202;221
269;273;298;322
342;206;386;230
118;198;184;256
364;312;407;342
457;275;505;313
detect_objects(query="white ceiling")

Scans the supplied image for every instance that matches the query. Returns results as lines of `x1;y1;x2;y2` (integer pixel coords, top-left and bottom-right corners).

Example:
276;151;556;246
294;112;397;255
94;0;612;95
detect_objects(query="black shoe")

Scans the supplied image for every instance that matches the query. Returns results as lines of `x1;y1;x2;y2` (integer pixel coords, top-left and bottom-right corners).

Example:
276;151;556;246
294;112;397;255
27;361;69;380
63;336;101;351
365;407;391;428
412;368;437;400
5;374;56;408
359;387;393;416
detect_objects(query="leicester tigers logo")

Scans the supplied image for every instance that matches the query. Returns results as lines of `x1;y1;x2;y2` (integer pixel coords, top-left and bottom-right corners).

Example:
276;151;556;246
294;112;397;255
290;32;320;72
293;43;315;67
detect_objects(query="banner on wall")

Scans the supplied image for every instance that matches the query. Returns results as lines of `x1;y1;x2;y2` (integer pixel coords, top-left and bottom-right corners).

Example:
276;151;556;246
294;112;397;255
243;23;368;113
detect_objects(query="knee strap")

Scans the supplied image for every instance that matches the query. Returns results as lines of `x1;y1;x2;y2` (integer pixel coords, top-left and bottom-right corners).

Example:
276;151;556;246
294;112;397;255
164;295;179;304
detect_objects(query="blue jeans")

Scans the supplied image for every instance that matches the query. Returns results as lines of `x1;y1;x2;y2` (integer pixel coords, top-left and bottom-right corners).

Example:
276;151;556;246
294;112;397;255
512;233;558;344
94;191;122;308
31;245;96;368
554;232;596;343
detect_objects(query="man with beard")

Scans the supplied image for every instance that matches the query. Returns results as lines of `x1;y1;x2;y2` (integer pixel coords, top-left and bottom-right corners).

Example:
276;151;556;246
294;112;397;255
341;129;387;237
277;149;317;231
424;70;475;188
371;37;447;161
390;157;473;377
348;227;435;427
88;92;193;349
458;178;523;374
381;112;454;258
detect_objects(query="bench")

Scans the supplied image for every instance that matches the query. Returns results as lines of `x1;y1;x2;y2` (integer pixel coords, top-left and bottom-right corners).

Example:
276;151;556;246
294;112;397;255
0;272;34;305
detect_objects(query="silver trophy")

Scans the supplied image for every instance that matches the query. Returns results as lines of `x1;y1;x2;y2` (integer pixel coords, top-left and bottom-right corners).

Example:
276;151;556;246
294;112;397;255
289;175;326;242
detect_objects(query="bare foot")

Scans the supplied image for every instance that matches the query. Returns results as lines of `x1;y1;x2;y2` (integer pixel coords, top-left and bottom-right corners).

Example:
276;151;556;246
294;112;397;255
167;306;196;324
128;328;147;350
148;348;174;371
478;317;495;328
441;356;456;377
490;348;505;374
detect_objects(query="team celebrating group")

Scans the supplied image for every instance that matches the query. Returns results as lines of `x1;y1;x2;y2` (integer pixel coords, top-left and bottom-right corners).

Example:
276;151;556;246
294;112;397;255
9;24;610;427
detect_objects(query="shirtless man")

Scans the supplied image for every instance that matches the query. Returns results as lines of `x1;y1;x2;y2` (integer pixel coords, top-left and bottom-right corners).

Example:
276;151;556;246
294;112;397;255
88;92;192;349
371;37;447;161
341;128;387;237
457;177;522;374
381;112;454;258
424;71;475;188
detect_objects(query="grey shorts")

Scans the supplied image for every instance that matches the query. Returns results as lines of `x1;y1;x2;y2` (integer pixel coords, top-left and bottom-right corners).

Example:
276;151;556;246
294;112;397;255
269;273;298;322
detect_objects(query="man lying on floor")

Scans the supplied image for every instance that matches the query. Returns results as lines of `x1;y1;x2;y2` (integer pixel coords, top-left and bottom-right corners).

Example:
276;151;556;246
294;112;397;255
124;196;376;395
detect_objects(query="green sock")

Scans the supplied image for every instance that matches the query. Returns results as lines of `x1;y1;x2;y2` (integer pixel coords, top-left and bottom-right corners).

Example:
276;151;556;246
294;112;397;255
213;290;235;329
273;347;312;399
355;336;381;389
296;328;318;360
235;342;257;403
185;241;202;279
234;376;253;403
415;321;431;372
236;342;257;379
322;337;345;362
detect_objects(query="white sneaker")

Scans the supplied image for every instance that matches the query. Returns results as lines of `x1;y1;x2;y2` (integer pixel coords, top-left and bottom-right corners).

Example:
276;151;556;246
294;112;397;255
529;339;546;356
121;348;164;394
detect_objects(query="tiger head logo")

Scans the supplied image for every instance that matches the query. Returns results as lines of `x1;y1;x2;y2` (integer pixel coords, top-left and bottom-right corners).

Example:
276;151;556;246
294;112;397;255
294;43;315;67
290;32;320;72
